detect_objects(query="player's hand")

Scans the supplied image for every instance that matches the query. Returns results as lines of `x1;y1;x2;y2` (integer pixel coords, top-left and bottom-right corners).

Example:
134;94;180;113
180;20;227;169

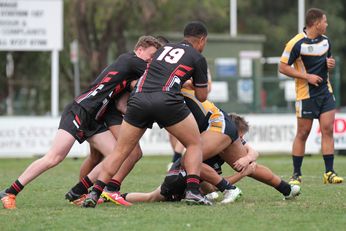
233;156;251;172
326;56;335;69
240;162;257;176
306;73;323;87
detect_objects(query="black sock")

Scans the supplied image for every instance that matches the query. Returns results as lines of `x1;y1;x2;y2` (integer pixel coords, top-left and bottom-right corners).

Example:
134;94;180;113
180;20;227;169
72;176;93;195
275;180;291;196
105;179;121;192
323;154;334;173
172;152;182;162
292;155;304;176
186;175;200;194
121;193;128;200
91;180;106;198
216;178;236;192
6;180;24;196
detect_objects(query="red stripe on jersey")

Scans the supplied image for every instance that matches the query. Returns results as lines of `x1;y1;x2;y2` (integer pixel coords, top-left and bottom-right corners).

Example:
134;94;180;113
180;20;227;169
137;63;150;93
101;71;118;83
74;115;81;125
175;69;186;77
163;64;193;91
179;64;193;72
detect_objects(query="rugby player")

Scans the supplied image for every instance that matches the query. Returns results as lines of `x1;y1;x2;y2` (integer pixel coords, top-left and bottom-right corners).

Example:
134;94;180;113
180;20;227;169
279;8;343;185
82;21;211;207
0;36;162;209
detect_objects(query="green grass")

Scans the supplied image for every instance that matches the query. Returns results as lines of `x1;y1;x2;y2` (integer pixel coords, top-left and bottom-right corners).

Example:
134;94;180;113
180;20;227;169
1;155;346;231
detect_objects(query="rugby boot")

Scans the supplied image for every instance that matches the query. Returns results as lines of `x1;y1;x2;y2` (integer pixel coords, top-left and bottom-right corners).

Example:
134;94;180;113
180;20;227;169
323;171;343;184
289;173;302;185
100;190;132;206
284;184;301;200
0;190;16;209
183;190;212;205
220;187;242;204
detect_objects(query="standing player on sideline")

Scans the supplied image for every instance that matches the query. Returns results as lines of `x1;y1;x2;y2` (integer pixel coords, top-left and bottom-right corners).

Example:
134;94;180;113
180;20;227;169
82;21;211;207
0;36;162;209
279;8;343;185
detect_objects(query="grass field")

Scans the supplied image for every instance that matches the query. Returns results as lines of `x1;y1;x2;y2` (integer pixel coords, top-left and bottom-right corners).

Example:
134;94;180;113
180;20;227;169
0;154;345;231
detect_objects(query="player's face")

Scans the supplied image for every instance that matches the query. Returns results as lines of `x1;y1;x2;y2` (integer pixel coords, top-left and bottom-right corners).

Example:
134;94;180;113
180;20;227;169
137;46;158;62
316;15;328;35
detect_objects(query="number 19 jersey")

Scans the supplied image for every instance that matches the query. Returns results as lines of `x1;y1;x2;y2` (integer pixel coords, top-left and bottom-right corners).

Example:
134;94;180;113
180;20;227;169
135;41;208;94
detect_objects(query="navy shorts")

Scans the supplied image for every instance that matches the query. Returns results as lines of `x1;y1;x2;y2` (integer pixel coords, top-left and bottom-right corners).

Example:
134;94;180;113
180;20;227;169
207;110;239;143
124;92;191;129
58;102;108;143
296;93;336;119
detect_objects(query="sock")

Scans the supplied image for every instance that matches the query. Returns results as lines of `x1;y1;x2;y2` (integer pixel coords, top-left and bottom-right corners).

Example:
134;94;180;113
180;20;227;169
72;176;93;195
172;152;182;162
186;175;200;194
323;154;334;173
216;178;236;192
121;193;128;200
105;179;121;192
91;180;106;198
275;180;291;196
6;180;24;196
292;155;304;176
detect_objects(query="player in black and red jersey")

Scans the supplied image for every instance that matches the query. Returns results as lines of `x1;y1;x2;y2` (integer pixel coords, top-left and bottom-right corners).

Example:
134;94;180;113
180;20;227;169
0;36;162;210
83;21;211;207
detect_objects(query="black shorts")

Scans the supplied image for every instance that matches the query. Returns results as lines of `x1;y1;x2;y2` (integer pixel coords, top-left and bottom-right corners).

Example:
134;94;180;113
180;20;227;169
58;102;108;143
124;92;191;128
103;100;123;127
296;93;336;119
160;171;186;202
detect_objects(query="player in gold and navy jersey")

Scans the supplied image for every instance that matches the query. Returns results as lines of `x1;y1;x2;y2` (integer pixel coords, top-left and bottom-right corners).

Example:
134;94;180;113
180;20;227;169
279;8;343;185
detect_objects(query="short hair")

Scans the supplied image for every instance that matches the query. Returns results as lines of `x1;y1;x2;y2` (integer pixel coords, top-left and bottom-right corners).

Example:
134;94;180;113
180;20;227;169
183;21;208;38
228;113;249;134
155;35;170;45
305;8;325;27
134;35;162;50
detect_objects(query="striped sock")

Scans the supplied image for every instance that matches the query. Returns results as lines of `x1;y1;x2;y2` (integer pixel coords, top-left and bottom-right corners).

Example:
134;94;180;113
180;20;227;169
186;175;200;194
91;180;106;198
6;180;24;196
105;179;121;192
72;176;93;195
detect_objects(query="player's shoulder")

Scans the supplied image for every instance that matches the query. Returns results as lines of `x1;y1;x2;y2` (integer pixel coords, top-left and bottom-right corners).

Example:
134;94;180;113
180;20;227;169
286;32;306;47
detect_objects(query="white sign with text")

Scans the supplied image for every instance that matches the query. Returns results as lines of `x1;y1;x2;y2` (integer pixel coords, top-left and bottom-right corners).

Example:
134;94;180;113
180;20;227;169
0;0;63;51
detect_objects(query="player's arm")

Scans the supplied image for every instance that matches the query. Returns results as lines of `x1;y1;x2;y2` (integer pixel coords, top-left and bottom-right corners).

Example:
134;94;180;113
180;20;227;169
326;39;335;70
232;143;258;171
224;162;257;184
279;62;322;86
115;92;130;115
124;186;165;203
279;40;322;86
192;57;209;102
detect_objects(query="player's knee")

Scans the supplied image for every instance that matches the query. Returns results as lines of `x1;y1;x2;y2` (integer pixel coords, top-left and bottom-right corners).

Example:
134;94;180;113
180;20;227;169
296;129;310;140
43;155;64;168
320;125;333;137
